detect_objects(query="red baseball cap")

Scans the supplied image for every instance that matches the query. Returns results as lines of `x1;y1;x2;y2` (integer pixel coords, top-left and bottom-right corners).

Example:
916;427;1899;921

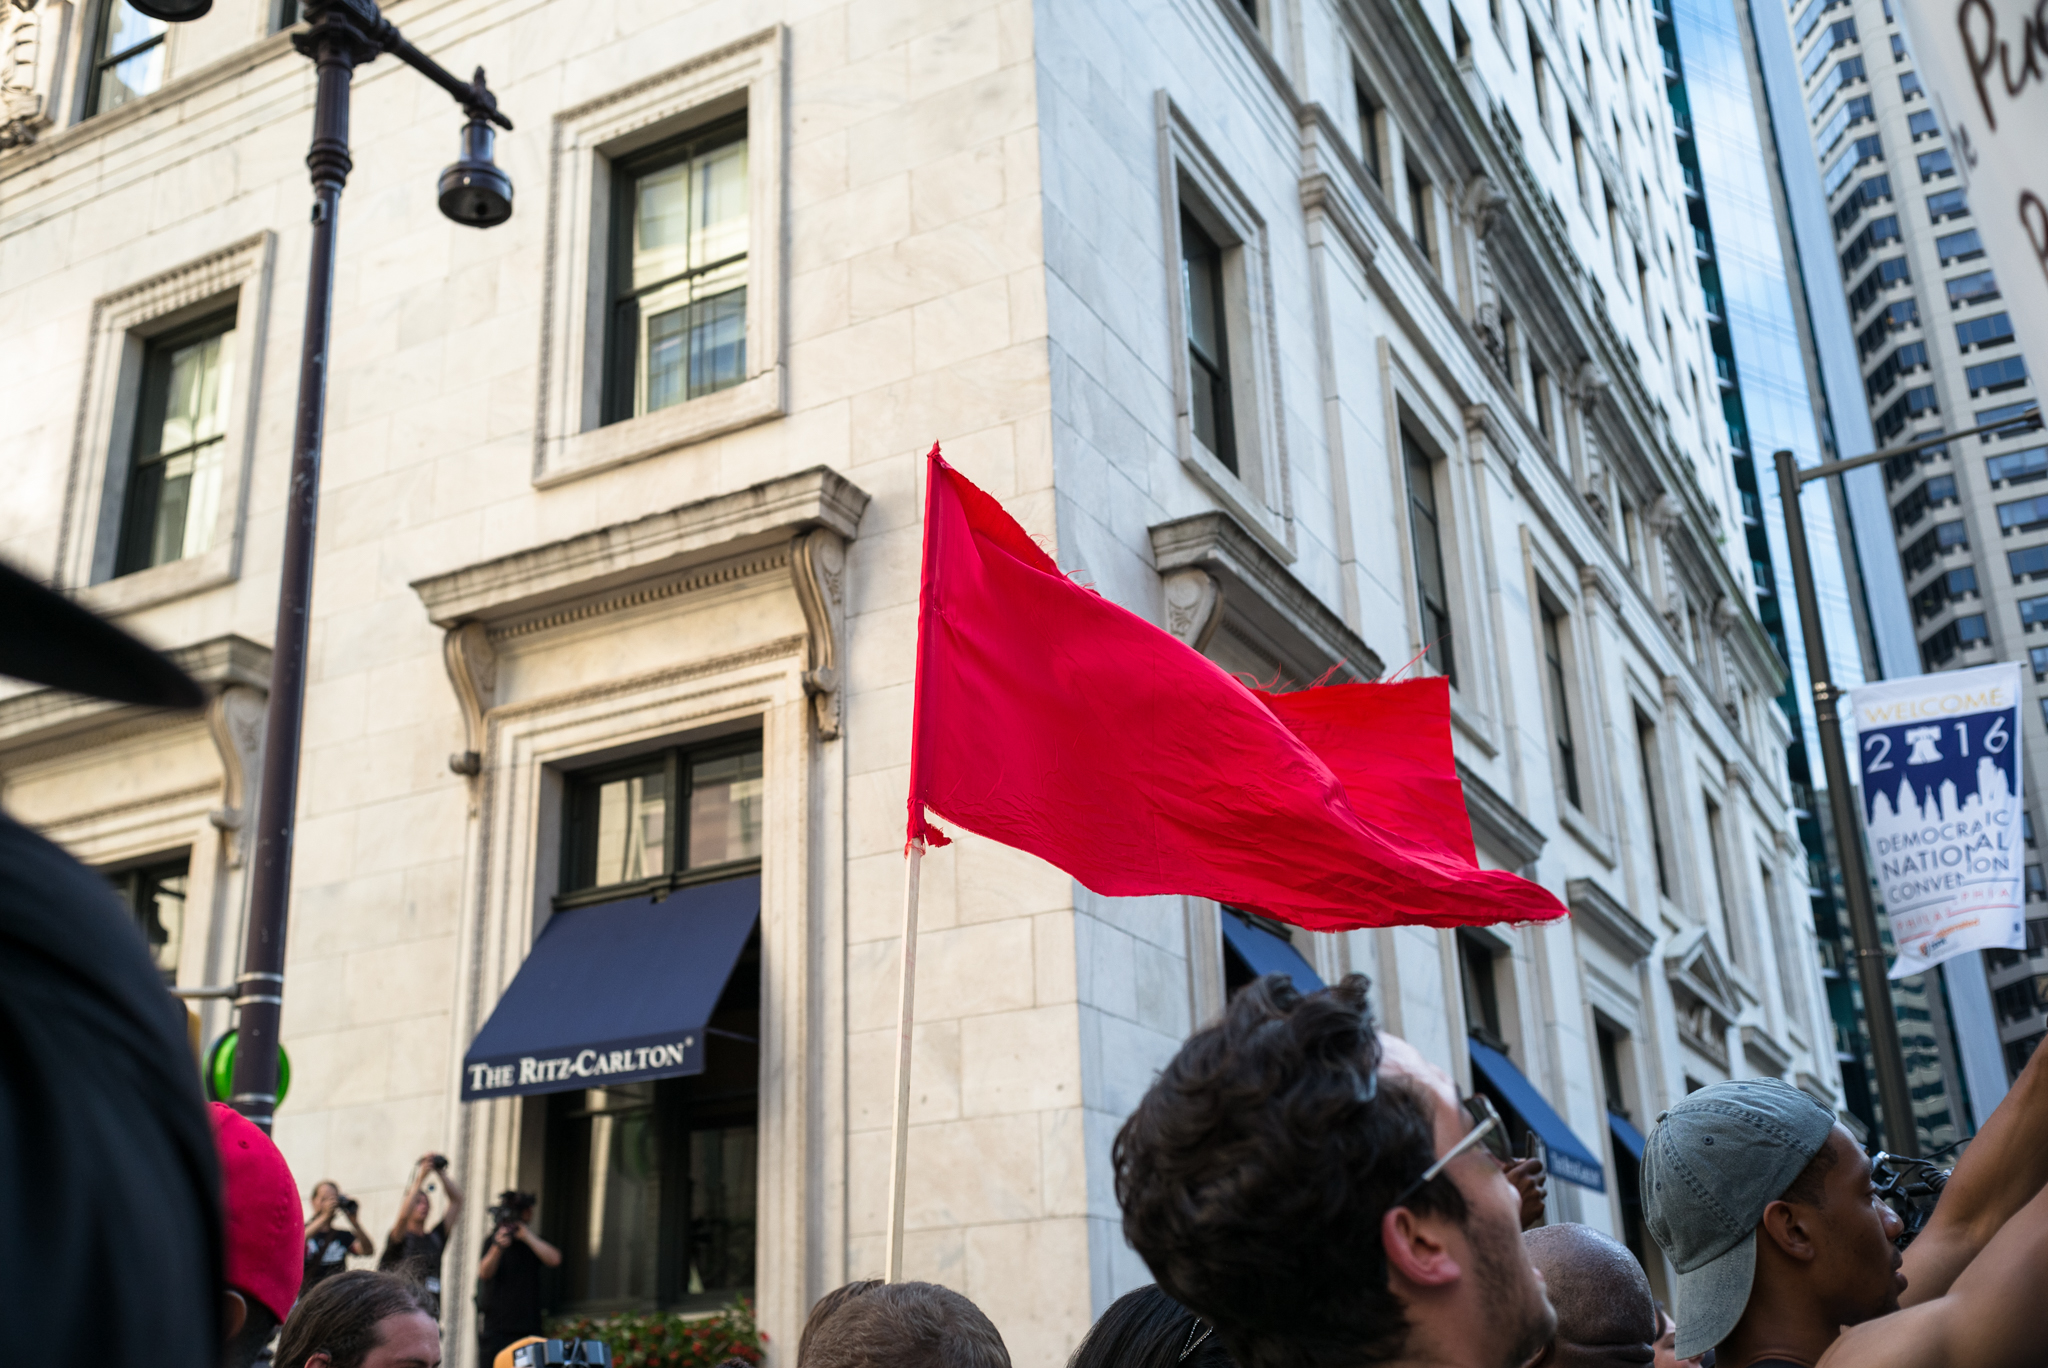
210;1102;304;1322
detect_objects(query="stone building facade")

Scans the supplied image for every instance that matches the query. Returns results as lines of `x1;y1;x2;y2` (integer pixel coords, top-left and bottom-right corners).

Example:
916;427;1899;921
0;0;1846;1360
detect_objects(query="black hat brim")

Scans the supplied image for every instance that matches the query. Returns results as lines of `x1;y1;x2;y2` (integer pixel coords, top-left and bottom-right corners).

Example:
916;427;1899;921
0;560;206;710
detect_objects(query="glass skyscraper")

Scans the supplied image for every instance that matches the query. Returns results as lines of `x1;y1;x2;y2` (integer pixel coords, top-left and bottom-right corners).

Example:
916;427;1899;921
1660;0;1977;1148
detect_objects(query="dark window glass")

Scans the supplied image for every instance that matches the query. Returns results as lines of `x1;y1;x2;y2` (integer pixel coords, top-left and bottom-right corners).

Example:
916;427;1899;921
116;310;236;577
1543;605;1580;809
1458;933;1505;1050
1408;165;1435;263
1990;445;2048;486
1355;81;1383;183
1948;269;2002;308
541;932;758;1314
1927;188;1969;222
2009;544;2048;580
1968;356;2029;397
1938;229;1986;264
270;0;300;30
1638;717;1670;897
1908;109;1941;139
1958;312;2015;352
87;0;165;117
1999;494;2048;534
107;854;189;984
1919;148;1957;181
605;118;748;423
1180;210;1236;475
1978;401;2039;440
1404;432;1456;687
562;738;762;899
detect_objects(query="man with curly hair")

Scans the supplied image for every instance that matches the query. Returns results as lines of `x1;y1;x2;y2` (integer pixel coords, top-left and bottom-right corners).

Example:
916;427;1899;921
1114;974;1554;1368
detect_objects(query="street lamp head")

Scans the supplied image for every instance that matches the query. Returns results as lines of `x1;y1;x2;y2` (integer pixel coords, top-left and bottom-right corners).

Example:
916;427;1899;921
124;0;212;18
439;107;512;227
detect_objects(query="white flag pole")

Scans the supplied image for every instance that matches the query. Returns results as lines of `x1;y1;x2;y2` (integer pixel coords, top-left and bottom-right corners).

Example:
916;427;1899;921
883;830;926;1282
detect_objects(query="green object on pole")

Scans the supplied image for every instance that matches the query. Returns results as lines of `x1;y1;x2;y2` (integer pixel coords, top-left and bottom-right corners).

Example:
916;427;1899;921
208;1031;290;1108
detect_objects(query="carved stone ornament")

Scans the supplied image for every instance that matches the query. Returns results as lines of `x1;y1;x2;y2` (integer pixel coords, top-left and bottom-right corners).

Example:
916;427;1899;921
790;527;848;738
1464;178;1510;373
0;1;46;150
443;621;497;778
1161;568;1221;651
206;684;268;868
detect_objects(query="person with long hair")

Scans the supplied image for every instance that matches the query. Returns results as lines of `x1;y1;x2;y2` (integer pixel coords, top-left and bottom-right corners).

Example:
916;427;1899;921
1068;1285;1236;1368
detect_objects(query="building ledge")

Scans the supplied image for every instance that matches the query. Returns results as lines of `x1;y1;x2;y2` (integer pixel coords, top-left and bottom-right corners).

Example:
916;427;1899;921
1568;877;1656;962
1460;762;1547;869
0;633;270;757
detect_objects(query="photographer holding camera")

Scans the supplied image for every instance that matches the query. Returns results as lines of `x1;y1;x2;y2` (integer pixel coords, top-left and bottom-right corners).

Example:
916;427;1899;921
305;1180;374;1292
379;1153;464;1319
477;1191;562;1366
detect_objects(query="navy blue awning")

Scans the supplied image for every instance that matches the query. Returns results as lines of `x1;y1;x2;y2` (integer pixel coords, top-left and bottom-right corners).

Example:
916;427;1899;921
1608;1110;1646;1163
1220;911;1325;991
1468;1038;1606;1192
461;876;759;1101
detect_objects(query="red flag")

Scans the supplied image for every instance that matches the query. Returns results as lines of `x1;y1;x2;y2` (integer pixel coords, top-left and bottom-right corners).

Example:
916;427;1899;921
905;444;1565;932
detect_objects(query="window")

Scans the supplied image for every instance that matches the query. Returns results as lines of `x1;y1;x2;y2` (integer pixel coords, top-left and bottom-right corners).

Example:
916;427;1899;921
1356;78;1385;186
1948;269;2002;308
1817;95;1874;156
1803;20;1858;82
1874;383;1938;441
1926;187;1969;221
2013;544;2048;580
1901;70;1924;98
1532;356;1556;443
2035;645;2048;679
1912;564;1977;621
1901;519;1968;575
561;737;763;900
1908;109;1941;140
1958;312;2014;352
1825;135;1885;196
1868;339;1929;405
1834;175;1892;239
1408;164;1436;265
1180;210;1236;475
86;0;165;117
1938;229;1986;264
1968;356;2029;397
1458;932;1507;1051
1849;257;1911;316
1891;465;1953;530
1919;149;1956;181
1404;431;1456;687
1570;118;1590;204
1978;401;2040;441
114;310;236;578
1891;32;1908;60
1638;714;1670;897
1452;10;1472;61
1530;26;1551;130
1703;797;1740;961
107;854;189;985
1922;614;1989;666
1859;299;1919;359
1807;55;1866;119
269;0;300;30
1841;214;1901;276
2000;493;2048;534
2021;594;2048;627
1991;445;2048;486
604;117;750;424
1542;604;1581;810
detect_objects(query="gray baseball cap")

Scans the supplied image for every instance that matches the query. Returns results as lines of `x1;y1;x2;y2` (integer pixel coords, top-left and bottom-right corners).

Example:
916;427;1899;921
1639;1078;1838;1358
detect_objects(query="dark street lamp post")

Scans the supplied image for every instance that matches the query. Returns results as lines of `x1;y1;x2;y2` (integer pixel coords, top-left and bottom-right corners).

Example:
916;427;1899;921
133;0;514;1133
1774;403;2039;1158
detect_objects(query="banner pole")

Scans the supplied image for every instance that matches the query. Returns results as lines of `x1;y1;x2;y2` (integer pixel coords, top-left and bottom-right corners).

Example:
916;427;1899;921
884;832;925;1281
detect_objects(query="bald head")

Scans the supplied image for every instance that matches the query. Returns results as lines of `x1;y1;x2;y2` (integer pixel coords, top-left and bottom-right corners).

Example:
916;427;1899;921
1522;1224;1656;1368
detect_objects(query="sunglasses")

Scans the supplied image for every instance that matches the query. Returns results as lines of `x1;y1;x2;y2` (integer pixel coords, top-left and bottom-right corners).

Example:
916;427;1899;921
1392;1094;1513;1207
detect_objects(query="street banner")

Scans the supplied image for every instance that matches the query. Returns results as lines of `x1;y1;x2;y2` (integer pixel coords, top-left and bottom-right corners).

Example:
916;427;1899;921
1894;3;2048;377
1852;663;2026;977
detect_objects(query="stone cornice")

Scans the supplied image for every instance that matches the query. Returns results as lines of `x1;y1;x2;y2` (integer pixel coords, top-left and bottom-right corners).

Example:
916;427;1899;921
410;466;869;629
1150;509;1385;681
1458;761;1546;867
1567;876;1656;963
0;633;270;756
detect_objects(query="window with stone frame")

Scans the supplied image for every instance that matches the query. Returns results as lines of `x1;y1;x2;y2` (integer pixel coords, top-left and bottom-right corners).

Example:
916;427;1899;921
1180;208;1237;476
545;734;764;1313
1541;600;1583;810
106;852;189;985
604;115;750;424
86;0;165;118
1636;712;1671;898
1402;428;1457;687
115;309;237;578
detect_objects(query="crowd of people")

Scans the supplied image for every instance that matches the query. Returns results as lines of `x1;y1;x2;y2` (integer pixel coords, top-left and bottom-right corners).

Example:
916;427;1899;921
13;561;2048;1368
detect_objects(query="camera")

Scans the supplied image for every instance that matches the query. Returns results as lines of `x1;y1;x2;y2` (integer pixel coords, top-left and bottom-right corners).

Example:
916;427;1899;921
1872;1151;1952;1247
511;1340;609;1367
488;1190;537;1233
338;1196;359;1218
429;1154;449;1172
